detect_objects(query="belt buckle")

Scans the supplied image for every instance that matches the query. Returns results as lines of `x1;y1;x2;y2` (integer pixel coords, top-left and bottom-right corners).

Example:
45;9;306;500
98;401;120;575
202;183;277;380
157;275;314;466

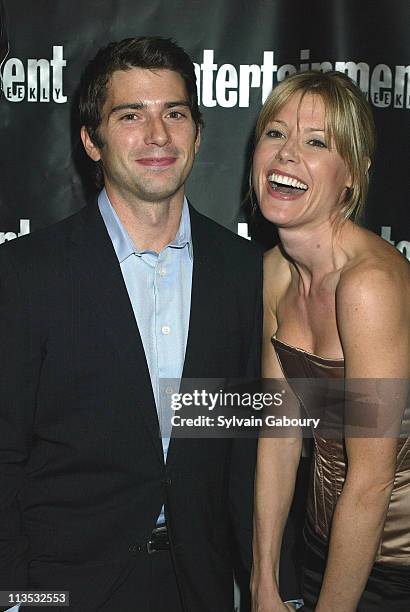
147;525;168;554
147;537;157;554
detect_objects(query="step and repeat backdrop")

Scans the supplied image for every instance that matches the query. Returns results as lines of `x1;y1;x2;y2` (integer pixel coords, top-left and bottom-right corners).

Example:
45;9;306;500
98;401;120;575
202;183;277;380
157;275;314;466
0;0;409;256
0;3;408;610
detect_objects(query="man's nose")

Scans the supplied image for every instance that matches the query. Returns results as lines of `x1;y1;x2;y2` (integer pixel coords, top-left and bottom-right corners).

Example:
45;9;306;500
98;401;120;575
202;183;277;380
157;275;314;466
144;116;171;147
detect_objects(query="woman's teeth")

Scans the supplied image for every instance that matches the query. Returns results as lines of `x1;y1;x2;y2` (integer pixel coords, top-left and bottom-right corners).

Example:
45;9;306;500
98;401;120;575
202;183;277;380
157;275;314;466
267;173;308;191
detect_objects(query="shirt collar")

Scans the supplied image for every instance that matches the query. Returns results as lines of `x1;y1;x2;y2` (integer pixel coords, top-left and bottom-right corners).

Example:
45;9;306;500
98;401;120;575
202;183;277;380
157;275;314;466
98;189;193;263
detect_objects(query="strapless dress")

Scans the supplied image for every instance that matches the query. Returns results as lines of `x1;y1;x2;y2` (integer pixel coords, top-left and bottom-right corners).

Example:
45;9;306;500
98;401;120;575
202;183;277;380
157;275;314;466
272;336;410;611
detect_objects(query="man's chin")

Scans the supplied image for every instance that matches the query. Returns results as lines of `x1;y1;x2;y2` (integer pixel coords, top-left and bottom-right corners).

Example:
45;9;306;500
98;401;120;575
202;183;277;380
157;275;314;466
135;187;183;204
127;179;185;204
105;172;187;205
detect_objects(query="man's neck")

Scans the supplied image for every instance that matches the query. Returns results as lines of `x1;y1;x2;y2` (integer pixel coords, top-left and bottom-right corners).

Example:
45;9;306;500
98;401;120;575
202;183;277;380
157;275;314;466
105;186;185;253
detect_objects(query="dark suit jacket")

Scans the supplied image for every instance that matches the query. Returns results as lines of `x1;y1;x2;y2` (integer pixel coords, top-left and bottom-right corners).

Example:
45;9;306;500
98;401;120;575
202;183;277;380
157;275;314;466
0;202;262;612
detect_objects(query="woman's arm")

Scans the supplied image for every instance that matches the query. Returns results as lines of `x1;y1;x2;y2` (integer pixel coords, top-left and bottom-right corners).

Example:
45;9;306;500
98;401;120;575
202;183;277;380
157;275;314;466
315;262;410;612
251;250;303;612
251;436;303;612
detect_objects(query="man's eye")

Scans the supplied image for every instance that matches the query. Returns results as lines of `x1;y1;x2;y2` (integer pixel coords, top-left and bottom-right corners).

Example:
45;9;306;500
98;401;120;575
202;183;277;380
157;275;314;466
168;110;185;119
308;138;327;148
121;113;138;121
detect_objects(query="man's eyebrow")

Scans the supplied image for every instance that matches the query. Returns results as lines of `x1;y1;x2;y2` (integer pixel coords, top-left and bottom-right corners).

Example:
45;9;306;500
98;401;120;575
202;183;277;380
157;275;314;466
109;100;191;117
109;102;144;116
165;100;191;109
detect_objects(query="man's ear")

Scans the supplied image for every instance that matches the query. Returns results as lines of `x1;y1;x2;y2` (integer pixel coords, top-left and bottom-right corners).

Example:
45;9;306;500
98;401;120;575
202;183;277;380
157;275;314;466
80;126;101;162
194;124;201;155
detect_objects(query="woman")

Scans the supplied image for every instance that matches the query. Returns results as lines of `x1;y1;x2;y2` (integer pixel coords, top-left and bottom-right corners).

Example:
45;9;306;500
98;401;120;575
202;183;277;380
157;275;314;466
250;71;409;612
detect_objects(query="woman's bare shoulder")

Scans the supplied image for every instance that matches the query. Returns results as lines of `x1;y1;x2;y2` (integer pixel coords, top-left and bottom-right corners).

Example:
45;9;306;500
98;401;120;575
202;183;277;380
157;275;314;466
263;245;292;283
338;228;409;299
263;245;292;308
336;230;409;376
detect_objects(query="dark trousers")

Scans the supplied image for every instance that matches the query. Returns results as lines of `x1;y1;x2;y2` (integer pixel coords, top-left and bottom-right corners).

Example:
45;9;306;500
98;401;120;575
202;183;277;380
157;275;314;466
99;549;183;612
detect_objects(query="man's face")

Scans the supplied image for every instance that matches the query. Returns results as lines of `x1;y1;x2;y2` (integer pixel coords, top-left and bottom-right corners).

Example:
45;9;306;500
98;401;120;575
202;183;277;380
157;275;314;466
82;67;200;205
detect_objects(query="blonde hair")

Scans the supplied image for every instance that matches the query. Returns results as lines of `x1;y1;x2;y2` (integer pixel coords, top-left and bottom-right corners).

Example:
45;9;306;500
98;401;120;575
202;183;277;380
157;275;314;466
255;70;375;221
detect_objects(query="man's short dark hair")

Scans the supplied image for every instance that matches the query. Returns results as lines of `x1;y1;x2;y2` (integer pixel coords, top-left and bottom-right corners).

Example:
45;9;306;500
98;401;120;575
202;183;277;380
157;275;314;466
79;36;203;148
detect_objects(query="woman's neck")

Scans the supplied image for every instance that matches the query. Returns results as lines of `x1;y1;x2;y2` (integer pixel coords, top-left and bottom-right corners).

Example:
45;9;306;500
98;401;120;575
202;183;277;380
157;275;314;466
278;218;355;295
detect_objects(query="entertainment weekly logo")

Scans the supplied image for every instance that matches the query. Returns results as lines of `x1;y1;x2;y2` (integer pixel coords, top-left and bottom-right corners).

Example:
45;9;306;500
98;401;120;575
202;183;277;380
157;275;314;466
0;219;30;243
0;46;409;108
380;227;409;260
1;46;66;103
193;49;410;109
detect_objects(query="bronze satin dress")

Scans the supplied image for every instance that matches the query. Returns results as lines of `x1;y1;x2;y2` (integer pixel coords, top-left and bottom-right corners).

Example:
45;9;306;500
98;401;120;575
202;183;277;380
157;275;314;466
272;336;410;611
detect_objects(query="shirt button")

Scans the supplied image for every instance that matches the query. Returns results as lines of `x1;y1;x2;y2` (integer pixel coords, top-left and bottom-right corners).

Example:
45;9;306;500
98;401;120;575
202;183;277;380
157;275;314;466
165;386;173;395
157;267;166;276
161;325;170;335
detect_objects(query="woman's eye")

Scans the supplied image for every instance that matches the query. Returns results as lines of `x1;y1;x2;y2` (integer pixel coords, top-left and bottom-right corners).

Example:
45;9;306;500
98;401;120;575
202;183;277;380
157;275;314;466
266;129;284;138
308;138;327;148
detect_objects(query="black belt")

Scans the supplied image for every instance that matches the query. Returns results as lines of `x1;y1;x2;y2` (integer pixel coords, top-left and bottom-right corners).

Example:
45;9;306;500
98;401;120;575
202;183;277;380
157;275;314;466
147;524;169;554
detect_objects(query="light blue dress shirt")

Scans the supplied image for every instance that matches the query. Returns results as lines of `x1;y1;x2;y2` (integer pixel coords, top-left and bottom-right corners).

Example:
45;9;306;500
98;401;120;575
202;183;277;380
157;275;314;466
98;189;193;524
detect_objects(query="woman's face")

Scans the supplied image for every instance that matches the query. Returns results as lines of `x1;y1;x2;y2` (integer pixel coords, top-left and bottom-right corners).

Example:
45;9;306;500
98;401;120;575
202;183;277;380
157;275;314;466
252;92;351;229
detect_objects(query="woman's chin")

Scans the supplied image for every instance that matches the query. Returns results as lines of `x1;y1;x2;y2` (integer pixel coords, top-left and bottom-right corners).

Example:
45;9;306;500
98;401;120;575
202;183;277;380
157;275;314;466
258;200;300;227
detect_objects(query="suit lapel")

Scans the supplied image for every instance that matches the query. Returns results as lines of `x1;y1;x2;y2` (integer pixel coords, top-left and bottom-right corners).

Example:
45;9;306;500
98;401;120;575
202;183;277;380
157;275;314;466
167;206;225;465
181;207;221;379
68;203;164;463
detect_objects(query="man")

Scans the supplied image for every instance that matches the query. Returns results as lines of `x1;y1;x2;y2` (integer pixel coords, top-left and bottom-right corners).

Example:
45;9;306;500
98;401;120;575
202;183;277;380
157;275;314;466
0;37;262;611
